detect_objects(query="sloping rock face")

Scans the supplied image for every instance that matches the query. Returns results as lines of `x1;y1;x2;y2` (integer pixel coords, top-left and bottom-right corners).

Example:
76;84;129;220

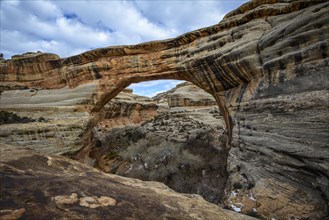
0;145;257;220
153;82;217;107
0;86;156;156
0;0;328;219
0;82;97;155
219;2;329;219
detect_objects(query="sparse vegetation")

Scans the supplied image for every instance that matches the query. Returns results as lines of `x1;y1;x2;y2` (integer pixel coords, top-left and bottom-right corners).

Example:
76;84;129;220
0;110;34;125
91;120;228;204
119;138;204;178
0;110;48;125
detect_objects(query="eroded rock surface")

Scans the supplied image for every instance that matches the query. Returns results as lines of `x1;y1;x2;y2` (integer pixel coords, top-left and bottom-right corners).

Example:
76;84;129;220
223;89;329;219
0;146;256;220
95;88;158;132
154;82;217;108
0;82;97;155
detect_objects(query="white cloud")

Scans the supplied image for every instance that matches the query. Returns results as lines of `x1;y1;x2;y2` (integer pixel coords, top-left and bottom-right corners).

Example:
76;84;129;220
0;0;247;95
21;0;61;19
1;0;249;59
134;1;225;32
54;1;175;44
0;0;117;58
54;17;111;47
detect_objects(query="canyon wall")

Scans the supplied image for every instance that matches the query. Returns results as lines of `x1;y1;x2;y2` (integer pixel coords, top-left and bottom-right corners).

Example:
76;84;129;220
220;2;329;218
0;82;97;155
94;89;158;135
1;0;328;219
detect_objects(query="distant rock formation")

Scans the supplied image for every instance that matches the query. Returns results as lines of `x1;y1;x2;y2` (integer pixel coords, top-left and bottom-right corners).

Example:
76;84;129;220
95;89;158;133
154;82;217;107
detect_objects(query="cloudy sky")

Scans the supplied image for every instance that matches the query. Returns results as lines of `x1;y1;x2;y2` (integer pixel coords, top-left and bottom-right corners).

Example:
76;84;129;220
0;0;247;97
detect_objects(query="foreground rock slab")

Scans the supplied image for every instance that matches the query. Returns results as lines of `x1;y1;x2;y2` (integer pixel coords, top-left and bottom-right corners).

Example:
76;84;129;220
0;146;256;220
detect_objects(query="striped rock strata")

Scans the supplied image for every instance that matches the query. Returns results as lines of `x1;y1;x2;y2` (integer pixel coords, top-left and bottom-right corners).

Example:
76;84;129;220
0;0;328;219
94;89;158;133
153;82;218;108
0;87;158;156
0;82;96;155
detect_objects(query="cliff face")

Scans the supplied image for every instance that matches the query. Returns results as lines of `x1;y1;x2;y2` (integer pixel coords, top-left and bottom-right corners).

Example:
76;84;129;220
0;82;97;155
95;89;158;133
0;86;157;156
220;2;329;218
0;0;328;219
223;90;329;219
154;82;218;108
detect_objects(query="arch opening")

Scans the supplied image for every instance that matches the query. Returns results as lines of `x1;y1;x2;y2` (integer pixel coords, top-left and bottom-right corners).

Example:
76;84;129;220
81;79;230;204
128;80;185;98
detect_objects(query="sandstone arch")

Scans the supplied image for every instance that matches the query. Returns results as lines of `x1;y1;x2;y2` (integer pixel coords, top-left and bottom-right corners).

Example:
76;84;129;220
2;0;327;150
1;0;329;218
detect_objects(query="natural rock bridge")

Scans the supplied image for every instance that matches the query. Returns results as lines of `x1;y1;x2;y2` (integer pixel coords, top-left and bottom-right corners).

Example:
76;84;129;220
1;0;327;146
1;0;329;219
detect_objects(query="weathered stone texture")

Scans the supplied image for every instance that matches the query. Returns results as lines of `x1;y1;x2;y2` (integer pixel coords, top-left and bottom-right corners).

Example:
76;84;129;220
0;82;98;155
219;2;329;218
165;82;217;107
95;90;158;132
0;146;257;220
